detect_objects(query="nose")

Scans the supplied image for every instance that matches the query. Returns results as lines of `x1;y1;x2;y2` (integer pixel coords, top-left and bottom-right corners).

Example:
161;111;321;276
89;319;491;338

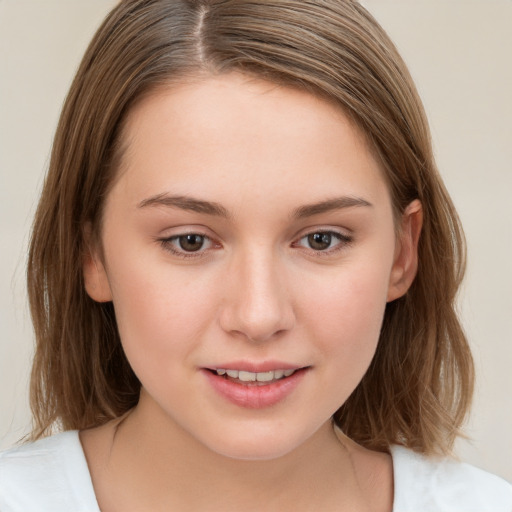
218;249;296;343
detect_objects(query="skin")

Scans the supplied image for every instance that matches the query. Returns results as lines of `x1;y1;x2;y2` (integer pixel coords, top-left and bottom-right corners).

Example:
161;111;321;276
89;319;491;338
81;72;422;511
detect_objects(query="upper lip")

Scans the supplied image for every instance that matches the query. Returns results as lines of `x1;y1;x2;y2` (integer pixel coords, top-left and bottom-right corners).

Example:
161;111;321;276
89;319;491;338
204;360;307;373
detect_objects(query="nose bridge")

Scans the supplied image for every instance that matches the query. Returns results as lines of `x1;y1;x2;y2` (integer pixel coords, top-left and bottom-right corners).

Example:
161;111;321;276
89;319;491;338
220;243;294;342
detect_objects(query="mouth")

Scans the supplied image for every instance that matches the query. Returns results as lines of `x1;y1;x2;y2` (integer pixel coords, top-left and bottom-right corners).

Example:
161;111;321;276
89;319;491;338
208;368;300;386
203;365;309;408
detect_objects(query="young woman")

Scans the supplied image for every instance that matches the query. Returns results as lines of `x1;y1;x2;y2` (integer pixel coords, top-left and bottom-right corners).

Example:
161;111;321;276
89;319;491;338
1;1;511;511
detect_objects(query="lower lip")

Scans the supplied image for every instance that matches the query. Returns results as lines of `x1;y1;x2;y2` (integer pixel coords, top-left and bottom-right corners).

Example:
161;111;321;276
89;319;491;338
203;369;307;409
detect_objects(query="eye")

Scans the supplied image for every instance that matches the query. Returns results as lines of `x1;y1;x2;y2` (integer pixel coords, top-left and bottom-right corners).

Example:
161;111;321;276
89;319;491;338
295;230;352;252
175;234;207;252
159;232;217;258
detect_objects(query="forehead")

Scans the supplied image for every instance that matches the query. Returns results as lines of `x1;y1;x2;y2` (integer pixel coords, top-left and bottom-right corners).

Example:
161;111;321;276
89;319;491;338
110;72;389;214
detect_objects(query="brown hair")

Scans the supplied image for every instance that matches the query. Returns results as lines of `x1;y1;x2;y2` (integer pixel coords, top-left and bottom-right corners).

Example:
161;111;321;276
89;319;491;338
28;0;473;454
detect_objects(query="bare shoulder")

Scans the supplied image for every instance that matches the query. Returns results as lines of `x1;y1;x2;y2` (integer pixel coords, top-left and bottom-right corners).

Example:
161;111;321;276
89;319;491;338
335;430;394;512
79;414;136;512
80;420;116;463
79;415;128;485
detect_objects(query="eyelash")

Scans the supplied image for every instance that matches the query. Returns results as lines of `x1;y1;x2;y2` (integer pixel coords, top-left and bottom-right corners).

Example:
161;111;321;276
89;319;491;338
158;232;217;259
293;230;353;255
157;229;353;259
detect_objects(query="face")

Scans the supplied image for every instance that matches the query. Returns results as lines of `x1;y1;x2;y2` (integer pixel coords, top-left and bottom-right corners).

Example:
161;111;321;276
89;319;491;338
84;73;421;460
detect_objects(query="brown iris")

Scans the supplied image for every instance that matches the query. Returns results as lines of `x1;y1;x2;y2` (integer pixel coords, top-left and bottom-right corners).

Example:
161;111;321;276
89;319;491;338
178;234;205;252
307;233;332;250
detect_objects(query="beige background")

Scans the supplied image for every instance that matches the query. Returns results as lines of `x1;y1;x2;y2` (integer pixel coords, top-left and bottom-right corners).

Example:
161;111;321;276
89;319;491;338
1;0;511;482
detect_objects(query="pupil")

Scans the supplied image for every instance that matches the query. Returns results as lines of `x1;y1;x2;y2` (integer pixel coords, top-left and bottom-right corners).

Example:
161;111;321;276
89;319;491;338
179;234;204;252
308;233;331;250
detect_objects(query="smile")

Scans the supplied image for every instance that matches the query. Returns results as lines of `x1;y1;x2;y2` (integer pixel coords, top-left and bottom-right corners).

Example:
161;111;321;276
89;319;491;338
214;368;296;384
204;366;308;408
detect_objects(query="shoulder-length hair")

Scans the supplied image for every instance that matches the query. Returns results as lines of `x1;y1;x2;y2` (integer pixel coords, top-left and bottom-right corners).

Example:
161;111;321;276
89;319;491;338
28;0;473;455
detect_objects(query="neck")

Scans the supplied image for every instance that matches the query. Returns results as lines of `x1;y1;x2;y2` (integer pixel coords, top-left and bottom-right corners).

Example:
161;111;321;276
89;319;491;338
82;393;382;512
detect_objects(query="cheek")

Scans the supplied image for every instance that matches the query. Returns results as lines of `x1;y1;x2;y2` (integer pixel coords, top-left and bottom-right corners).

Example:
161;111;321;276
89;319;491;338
105;250;218;373
306;255;390;325
318;284;386;354
297;258;392;383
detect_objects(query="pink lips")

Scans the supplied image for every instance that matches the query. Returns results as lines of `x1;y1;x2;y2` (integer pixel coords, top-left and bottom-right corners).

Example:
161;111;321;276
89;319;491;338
203;362;308;409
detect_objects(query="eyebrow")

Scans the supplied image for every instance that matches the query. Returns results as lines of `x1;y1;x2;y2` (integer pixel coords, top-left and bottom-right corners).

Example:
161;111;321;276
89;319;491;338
292;196;372;218
137;193;372;219
138;193;230;217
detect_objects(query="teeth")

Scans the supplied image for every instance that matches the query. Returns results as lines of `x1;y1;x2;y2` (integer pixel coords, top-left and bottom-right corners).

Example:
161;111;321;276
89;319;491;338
215;368;297;381
238;371;256;382
256;371;274;382
273;370;284;379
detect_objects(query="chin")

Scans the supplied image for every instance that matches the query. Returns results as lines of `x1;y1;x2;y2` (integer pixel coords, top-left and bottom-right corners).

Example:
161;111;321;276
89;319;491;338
197;422;318;462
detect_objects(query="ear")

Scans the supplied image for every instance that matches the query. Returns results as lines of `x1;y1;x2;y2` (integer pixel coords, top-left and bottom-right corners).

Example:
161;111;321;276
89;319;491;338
82;223;113;303
387;199;423;302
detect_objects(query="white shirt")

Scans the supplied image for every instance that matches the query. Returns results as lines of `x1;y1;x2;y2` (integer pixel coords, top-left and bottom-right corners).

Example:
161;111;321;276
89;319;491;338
1;431;511;511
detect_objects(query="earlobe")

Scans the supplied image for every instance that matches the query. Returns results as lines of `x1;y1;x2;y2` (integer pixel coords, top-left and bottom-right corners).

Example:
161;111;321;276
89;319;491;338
82;224;113;303
387;199;423;302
